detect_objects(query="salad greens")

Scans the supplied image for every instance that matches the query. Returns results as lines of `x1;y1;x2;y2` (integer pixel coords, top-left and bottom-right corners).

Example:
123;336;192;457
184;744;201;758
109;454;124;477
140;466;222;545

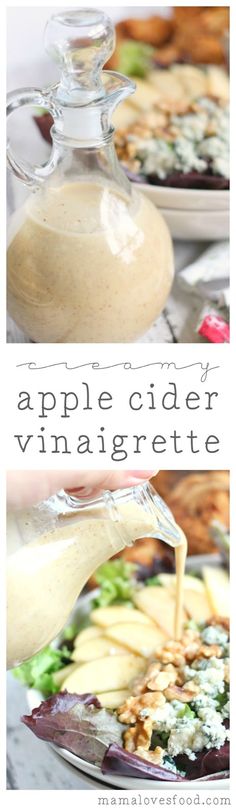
145;575;162;586
92;559;137;608
22;696;230;781
216;689;229;712
151;730;169;750
22;692;124;766
102;743;185;781
177;703;196;720
116;40;154;78
62;622;79;642
13;645;71;695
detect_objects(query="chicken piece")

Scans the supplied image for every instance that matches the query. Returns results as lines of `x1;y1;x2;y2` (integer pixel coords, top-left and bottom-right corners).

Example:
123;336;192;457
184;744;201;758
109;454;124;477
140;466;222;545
150;471;182;501
154;43;182;68
173;7;207;24
124;17;173;47
183;34;226;66
173;7;229;34
151;471;229;557
167;472;229;512
197;8;229;35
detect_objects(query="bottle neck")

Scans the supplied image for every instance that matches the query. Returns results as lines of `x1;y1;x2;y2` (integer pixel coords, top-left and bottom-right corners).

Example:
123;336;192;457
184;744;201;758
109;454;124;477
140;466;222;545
52;102;108;145
49;70;135;146
53;482;183;549
51;126;131;196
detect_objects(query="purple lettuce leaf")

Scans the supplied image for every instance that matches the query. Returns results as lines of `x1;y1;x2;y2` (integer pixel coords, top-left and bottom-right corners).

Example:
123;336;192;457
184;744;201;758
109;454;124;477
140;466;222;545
197;771;229;782
147;170;229;190
21;692;230;782
102;743;185;781
175;741;229;779
22;691;124;766
34;113;53;144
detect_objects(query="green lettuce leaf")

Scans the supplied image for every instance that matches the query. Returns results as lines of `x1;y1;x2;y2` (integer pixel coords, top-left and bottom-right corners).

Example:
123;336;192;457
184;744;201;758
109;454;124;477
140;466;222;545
178;704;196;720
12;645;71;695
92;559;137;608
117;41;154;78
145;575;162;586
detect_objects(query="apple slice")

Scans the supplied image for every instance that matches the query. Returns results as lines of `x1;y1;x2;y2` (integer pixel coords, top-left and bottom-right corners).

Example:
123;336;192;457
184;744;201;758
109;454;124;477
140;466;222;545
129;78;162;111
98;690;130;709
72;637;128;662
73;626;102;648
158;574;205;593
202;566;230;617
90;605;154;628
183;590;212;623
105;622;167;657
133;586;187;638
61;654;145;694
53;663;78;688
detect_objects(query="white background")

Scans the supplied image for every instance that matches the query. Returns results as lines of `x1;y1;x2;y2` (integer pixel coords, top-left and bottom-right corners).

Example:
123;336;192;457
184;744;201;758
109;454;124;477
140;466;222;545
6;343;230;469
7;6;170;88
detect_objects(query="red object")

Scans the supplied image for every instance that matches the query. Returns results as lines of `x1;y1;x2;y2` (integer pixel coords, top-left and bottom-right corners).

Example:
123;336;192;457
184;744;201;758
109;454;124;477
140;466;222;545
198;313;230;343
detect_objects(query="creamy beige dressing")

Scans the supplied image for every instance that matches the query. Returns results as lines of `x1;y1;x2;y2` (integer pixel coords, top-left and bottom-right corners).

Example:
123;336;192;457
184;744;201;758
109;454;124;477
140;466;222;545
7;182;173;343
7;500;187;668
174;532;188;641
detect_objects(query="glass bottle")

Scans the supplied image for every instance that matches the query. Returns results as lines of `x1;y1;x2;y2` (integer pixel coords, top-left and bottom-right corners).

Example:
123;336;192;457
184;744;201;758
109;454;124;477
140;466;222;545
7;8;174;343
7;481;182;667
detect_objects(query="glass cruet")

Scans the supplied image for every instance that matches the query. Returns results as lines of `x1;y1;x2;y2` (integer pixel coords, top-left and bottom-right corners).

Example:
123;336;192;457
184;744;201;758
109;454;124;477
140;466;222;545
7;481;183;667
7;8;174;344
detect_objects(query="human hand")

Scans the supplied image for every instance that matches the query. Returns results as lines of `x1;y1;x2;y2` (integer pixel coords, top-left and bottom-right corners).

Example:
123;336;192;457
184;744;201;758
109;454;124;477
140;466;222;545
7;470;158;510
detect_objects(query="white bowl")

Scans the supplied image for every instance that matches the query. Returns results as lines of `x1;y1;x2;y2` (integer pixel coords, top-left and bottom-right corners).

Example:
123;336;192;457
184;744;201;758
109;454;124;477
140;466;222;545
26;573;229;791
135;183;229;241
26;692;231;792
138;183;229;212
158;207;229;241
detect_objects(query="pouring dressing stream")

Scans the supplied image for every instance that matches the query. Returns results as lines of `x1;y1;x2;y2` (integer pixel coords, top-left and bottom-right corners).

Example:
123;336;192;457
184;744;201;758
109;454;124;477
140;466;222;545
7;483;187;668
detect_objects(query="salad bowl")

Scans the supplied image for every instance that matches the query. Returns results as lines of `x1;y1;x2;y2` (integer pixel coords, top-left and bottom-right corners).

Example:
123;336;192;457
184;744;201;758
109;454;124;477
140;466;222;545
26;687;231;792
23;559;229;791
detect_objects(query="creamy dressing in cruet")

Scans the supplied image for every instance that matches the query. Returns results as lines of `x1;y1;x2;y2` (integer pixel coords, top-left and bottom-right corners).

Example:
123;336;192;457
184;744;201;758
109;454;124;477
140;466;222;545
7;182;173;343
7;497;187;668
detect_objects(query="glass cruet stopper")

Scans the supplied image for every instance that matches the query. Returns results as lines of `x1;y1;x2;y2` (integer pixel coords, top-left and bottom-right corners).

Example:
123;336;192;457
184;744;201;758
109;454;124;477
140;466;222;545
6;8;135;185
45;8;115;103
44;7;135;142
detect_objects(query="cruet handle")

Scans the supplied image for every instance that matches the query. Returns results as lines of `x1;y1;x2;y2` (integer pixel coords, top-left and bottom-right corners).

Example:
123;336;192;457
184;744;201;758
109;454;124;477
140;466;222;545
7;87;60;188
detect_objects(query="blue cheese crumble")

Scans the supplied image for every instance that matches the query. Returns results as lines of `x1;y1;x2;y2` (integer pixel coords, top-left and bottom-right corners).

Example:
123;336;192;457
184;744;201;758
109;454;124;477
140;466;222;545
118;97;229;181
120;620;229;771
201;625;228;647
